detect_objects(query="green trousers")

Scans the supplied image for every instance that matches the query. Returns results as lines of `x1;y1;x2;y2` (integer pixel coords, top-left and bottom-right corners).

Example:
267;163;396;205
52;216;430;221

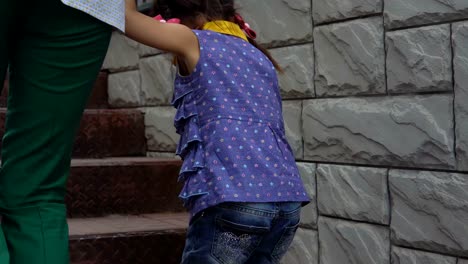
0;1;111;263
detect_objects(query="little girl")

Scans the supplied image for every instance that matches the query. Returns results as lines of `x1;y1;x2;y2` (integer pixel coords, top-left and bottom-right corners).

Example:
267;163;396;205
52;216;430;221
125;1;310;263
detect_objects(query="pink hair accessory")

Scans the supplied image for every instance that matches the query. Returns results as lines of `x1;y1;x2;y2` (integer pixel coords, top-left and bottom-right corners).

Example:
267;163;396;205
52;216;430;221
234;14;257;40
154;14;181;24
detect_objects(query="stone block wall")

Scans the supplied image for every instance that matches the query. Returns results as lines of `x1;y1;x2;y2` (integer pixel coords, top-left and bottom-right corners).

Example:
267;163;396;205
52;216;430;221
103;0;468;263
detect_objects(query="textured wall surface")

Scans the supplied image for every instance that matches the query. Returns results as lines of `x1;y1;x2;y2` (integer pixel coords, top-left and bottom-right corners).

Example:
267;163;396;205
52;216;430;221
103;0;468;262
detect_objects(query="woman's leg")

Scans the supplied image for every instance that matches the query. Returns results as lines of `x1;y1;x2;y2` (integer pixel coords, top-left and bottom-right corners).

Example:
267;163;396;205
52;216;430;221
0;1;111;263
0;0;12;262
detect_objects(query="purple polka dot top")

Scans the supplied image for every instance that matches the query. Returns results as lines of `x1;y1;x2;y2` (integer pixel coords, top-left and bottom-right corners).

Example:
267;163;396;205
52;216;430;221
172;30;310;217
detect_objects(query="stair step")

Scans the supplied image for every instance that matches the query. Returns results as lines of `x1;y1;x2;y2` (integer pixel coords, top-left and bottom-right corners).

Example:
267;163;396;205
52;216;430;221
74;109;146;158
0;108;147;158
67;158;184;217
69;213;188;264
1;72;110;109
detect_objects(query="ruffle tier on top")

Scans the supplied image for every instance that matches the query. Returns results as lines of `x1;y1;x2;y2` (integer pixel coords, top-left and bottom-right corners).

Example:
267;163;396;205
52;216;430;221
171;83;207;201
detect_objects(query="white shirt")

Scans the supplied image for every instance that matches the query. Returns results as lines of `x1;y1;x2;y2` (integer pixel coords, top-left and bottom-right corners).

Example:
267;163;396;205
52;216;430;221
61;0;126;32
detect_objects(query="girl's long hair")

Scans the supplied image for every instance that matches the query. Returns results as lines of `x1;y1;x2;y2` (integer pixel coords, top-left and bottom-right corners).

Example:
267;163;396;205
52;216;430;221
153;0;283;72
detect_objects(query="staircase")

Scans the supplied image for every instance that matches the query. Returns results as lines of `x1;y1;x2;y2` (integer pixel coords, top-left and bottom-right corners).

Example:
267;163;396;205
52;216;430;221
2;73;188;264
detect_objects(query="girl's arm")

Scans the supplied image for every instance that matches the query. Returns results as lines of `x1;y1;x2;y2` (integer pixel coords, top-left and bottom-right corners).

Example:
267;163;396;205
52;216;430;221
124;0;199;65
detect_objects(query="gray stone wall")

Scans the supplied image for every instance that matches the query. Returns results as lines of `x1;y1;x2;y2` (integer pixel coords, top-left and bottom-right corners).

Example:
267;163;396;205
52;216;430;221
103;0;468;263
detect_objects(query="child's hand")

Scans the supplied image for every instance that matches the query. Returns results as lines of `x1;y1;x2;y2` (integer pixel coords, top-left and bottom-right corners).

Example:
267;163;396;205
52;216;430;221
124;4;199;72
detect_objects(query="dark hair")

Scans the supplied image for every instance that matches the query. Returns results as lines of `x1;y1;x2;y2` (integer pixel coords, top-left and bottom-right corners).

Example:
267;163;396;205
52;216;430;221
153;0;283;72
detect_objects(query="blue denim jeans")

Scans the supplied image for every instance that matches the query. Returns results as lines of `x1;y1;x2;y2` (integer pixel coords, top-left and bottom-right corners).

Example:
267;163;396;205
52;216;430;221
181;202;302;264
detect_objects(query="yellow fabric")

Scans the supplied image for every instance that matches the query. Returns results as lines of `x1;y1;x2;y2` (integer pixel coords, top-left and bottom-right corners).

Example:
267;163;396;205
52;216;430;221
202;20;248;42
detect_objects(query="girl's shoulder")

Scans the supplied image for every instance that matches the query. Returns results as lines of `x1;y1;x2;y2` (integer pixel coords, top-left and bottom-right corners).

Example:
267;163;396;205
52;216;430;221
191;29;257;57
185;29;276;77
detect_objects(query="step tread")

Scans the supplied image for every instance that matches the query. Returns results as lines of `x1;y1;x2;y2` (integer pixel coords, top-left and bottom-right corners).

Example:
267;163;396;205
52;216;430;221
69;213;189;239
70;157;181;167
0;108;141;113
69;213;186;264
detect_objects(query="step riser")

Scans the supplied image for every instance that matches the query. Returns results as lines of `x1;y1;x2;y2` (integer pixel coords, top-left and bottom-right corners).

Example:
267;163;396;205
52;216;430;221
70;231;186;264
67;161;184;217
74;110;147;158
0;109;146;158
